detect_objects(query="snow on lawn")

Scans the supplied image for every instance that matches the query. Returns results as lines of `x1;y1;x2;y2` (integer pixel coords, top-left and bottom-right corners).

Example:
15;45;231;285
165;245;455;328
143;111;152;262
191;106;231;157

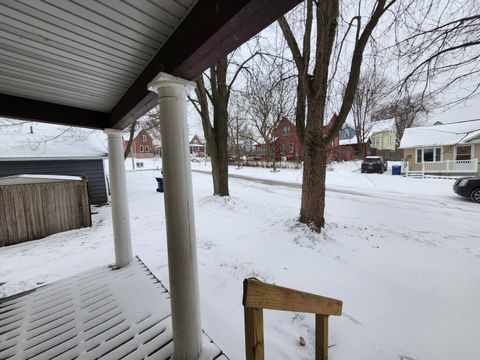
192;160;461;199
1;168;479;359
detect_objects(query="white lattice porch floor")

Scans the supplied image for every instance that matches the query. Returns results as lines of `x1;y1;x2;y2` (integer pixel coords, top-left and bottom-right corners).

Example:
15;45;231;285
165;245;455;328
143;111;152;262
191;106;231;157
0;258;228;360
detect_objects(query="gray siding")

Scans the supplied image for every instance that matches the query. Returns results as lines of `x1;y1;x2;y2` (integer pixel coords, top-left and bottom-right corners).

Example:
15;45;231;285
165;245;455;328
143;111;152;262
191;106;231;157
0;160;107;205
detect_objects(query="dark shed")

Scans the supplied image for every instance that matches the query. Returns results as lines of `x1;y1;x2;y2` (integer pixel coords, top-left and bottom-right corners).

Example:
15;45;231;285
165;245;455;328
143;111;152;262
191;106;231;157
0;122;108;205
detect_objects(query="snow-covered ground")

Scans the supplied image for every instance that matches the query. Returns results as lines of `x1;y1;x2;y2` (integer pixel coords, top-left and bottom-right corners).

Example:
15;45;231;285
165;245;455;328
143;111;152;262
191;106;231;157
1;162;479;359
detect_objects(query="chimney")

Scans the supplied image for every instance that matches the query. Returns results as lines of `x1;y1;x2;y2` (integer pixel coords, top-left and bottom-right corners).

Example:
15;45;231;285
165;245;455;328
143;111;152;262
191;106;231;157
29;126;33;134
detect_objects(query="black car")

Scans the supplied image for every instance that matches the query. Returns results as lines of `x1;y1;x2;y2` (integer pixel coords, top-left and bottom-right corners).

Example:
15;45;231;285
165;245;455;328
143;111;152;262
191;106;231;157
453;176;480;203
361;156;388;174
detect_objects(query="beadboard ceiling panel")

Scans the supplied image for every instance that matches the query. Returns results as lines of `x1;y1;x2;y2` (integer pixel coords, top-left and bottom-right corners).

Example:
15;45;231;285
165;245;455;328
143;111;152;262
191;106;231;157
0;0;197;112
0;0;302;129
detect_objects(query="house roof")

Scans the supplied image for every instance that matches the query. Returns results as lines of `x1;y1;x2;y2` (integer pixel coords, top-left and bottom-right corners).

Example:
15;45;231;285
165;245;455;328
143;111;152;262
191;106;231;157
0;120;107;160
123;129;151;141
339;137;358;146
369;118;396;135
0;1;301;130
399;119;480;148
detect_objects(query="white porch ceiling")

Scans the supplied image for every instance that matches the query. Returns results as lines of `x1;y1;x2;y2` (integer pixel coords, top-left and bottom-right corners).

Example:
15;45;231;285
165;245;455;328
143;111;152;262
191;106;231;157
0;0;197;112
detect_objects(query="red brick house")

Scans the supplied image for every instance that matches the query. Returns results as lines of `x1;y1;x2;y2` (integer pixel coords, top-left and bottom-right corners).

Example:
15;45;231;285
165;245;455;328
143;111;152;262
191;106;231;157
123;129;155;158
255;116;340;161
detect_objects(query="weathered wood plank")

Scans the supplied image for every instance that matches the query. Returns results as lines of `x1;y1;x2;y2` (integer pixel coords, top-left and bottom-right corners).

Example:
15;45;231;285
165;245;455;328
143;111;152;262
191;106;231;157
0;187;8;246
3;186;19;245
315;314;329;360
32;184;46;239
81;180;91;227
12;186;27;244
244;307;264;360
0;180;91;246
40;183;53;236
243;278;342;316
22;184;36;240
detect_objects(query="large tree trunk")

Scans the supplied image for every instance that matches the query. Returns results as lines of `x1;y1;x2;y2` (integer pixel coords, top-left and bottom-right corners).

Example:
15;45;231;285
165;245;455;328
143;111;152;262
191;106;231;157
211;86;230;196
124;121;136;159
211;142;229;196
300;137;328;230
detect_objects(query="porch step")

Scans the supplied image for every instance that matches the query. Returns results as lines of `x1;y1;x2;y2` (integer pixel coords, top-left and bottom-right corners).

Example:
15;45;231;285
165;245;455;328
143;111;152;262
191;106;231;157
404;171;424;178
0;257;228;360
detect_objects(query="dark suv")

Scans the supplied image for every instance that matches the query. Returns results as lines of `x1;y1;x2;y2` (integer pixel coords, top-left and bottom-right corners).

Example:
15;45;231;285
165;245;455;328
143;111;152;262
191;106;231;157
361;156;388;174
453;176;480;203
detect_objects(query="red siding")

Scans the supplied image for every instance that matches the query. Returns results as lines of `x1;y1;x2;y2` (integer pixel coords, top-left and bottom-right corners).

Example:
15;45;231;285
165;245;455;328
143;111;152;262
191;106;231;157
124;129;155;158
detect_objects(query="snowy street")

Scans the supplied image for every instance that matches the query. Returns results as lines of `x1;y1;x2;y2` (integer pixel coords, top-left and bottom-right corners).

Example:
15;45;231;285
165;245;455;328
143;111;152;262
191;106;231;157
1;165;479;359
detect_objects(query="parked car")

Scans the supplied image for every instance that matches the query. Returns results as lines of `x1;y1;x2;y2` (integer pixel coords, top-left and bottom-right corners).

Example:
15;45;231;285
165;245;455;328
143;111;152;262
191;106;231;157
361;156;388;174
453;176;480;203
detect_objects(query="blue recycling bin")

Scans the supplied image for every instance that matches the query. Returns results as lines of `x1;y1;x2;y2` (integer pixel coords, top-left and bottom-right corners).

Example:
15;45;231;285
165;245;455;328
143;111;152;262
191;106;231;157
155;177;164;192
392;165;401;175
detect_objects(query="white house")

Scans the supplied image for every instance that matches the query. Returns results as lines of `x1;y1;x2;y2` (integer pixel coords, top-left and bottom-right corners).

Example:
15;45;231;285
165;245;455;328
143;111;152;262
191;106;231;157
399;119;480;175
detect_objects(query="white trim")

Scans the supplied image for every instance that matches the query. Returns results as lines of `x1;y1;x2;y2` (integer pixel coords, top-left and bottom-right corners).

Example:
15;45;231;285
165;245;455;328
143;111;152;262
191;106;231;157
148;72;202;358
0;155;107;161
105;128;133;269
415;146;443;164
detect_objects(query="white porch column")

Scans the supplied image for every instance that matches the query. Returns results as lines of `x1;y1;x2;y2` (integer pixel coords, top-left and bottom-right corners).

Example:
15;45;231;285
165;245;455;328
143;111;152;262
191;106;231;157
148;73;202;359
105;129;133;268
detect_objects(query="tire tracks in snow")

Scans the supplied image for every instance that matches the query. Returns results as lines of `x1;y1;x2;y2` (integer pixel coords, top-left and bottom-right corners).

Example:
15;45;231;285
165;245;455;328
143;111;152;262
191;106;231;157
191;169;480;214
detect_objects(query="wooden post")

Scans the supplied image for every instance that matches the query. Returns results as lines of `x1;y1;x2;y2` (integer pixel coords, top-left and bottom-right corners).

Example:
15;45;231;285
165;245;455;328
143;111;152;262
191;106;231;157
316;314;329;360
244;307;264;360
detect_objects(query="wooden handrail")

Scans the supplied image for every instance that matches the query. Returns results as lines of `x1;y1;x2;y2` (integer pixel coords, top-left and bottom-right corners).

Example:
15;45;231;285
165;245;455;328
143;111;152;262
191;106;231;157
243;278;342;315
243;278;343;360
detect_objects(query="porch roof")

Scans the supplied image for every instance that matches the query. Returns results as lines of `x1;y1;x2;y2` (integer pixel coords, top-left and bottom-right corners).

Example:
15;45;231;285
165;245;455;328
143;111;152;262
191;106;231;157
0;0;301;130
399;119;480;149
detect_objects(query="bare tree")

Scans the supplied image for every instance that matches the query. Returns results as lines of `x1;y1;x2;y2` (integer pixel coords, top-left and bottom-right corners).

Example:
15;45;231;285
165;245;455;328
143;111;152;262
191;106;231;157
190;51;258;196
242;57;295;172
227;106;250;169
278;0;398;231
397;0;480;107
351;69;388;157
124;121;137;159
373;91;436;146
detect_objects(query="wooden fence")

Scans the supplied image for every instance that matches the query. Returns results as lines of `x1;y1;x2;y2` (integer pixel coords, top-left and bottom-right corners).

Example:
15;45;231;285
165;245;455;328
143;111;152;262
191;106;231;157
243;278;343;360
0;179;91;247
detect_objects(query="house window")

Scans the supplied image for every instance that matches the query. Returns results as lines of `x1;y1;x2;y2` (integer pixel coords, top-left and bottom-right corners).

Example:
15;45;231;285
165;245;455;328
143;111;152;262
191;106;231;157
455;145;472;160
141;135;147;142
279;144;285;155
416;147;442;163
283;126;290;136
145;145;149;152
257;146;266;155
289;142;294;153
140;145;144;152
372;137;381;147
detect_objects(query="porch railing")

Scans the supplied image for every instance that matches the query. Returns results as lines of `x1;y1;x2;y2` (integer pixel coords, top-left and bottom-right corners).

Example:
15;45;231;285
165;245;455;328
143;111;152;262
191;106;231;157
243;278;343;360
405;159;478;176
